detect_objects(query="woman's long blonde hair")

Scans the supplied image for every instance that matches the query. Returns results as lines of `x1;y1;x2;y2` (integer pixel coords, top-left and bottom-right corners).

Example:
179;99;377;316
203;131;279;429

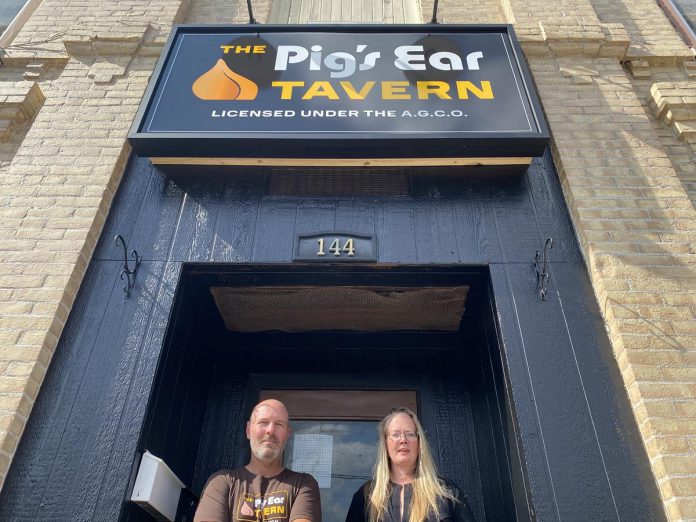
367;408;454;522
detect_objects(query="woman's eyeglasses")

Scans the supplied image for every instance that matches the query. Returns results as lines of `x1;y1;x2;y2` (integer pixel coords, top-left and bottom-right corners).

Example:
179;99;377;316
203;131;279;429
387;430;418;441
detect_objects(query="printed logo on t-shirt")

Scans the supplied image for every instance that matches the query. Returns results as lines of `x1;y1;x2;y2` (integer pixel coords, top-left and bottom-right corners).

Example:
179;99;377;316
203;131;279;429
236;489;290;522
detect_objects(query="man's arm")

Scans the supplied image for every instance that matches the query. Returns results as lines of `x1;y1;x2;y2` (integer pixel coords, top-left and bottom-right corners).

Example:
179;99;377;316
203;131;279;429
194;472;231;522
289;474;322;522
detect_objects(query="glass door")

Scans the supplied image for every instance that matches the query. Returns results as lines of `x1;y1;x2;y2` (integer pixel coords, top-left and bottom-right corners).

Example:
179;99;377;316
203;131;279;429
284;420;376;521
260;390;418;522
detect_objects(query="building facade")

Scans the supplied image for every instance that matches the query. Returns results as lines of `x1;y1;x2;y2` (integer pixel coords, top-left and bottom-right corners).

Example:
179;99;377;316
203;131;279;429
0;0;695;520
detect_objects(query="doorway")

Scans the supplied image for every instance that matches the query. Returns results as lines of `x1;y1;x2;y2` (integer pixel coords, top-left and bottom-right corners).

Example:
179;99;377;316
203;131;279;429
261;390;417;521
121;264;527;522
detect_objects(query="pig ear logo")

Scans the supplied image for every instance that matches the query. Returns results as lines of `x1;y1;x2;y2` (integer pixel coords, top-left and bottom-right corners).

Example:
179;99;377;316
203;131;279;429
240;499;255;516
192;59;259;100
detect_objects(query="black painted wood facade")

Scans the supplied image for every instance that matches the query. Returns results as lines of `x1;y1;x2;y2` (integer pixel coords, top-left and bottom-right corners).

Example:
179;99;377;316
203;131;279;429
0;152;664;521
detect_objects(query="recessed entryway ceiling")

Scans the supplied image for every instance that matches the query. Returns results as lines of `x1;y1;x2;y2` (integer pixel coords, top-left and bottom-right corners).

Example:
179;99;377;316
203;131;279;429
210;285;469;332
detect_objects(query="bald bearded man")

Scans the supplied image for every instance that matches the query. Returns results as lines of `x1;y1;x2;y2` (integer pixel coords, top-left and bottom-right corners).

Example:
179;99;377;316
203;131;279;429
194;399;321;522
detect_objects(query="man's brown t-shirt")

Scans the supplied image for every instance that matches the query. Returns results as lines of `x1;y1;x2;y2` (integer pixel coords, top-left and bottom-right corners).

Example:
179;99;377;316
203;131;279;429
194;468;321;522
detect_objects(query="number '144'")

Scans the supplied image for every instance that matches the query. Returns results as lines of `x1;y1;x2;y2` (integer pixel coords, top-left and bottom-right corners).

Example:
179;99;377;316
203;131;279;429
317;238;355;256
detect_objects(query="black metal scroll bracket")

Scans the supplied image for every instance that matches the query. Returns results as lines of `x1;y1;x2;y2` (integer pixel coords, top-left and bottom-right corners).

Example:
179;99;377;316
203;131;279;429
114;235;141;299
534;238;553;301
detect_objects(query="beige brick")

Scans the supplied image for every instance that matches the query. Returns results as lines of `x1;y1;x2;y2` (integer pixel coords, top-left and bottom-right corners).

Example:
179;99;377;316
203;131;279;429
647;418;696;437
4;362;35;378
0;453;9;476
662;368;696;383
674;402;696;418
0;432;18;456
0;412;24;437
631;365;669;382
0;376;30;394
0;395;22;412
661;455;696;475
645;435;691;456
666;497;696;520
666;478;696;497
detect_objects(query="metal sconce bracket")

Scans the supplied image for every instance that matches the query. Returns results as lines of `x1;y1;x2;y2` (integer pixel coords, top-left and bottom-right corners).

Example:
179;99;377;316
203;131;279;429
115;235;141;298
534;238;553;301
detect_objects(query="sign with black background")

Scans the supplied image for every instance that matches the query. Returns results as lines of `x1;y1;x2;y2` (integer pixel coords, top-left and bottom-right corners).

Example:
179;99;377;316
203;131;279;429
130;25;549;160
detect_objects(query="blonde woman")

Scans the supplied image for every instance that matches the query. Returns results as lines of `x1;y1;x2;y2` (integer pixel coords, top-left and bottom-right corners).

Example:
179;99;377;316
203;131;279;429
345;407;475;522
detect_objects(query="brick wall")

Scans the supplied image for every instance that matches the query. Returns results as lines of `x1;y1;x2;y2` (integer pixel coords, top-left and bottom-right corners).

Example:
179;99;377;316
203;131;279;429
0;0;264;492
644;75;696;206
502;0;695;518
531;56;696;519
185;0;270;24
420;0;504;24
430;0;696;519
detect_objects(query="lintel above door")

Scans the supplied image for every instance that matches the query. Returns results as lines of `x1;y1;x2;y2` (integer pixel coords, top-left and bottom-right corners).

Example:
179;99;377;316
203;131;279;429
260;389;417;420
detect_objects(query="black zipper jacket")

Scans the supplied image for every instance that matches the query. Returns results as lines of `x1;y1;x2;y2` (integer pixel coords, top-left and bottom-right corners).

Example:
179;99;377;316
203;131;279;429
345;480;476;522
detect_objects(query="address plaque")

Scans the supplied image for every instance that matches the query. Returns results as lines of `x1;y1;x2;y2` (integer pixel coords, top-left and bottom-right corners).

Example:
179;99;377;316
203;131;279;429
294;232;377;262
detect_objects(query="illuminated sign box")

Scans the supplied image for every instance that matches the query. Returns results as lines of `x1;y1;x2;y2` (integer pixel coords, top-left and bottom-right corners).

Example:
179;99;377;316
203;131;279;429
129;25;549;166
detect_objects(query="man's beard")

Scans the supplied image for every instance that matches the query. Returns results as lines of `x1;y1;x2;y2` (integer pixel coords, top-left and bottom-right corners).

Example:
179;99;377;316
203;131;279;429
251;438;283;462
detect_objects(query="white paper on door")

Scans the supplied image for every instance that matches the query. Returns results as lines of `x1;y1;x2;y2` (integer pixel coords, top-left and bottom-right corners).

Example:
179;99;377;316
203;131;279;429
291;434;333;488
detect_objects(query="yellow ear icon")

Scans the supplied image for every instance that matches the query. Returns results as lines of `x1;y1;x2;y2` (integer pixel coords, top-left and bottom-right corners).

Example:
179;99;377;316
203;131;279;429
192;59;259;100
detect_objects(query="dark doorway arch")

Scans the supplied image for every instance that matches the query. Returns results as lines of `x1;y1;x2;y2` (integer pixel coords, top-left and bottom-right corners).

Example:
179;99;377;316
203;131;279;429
122;264;526;522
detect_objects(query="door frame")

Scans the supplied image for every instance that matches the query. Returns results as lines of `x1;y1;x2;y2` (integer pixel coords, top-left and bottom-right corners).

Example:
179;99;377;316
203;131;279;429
126;263;528;522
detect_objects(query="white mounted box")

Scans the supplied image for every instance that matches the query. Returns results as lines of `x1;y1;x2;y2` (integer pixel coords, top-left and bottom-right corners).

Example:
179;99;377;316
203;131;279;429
131;450;185;521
